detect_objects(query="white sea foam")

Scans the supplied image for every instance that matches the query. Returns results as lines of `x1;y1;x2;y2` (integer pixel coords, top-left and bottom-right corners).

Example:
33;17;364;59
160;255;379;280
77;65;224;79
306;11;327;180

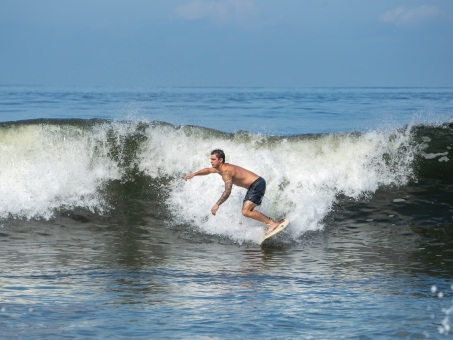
0;122;123;219
0;120;419;243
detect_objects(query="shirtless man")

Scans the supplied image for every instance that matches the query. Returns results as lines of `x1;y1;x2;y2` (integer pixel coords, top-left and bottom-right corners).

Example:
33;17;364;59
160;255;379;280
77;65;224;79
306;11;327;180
184;149;281;234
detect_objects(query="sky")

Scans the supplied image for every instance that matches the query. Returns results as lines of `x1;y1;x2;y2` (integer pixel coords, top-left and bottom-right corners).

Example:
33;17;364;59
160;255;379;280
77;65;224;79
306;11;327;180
1;0;452;88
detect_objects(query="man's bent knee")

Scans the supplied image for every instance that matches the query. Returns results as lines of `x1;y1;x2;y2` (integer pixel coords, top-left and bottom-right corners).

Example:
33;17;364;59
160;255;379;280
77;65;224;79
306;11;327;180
242;200;258;217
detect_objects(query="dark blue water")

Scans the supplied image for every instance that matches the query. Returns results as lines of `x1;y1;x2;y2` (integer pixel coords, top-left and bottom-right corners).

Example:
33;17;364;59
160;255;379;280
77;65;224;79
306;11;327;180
0;86;452;338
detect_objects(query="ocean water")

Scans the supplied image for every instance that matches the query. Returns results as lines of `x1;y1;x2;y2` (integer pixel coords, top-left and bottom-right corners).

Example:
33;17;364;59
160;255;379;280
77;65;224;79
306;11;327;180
0;86;452;338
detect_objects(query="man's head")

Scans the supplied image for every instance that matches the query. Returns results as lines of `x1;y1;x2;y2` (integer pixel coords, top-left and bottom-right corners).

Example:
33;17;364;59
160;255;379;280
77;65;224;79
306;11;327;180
210;149;225;167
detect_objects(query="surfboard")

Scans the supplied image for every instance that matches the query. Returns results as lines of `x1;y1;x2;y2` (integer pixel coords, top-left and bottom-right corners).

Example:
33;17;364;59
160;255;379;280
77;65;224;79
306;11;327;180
260;218;289;245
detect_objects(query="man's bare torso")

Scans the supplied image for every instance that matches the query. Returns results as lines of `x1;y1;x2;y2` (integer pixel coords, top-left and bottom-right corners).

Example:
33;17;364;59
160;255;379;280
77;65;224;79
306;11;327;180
217;163;259;189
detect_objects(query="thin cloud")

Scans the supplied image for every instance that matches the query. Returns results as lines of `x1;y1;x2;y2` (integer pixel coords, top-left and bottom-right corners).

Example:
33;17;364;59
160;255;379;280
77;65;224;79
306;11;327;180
176;0;256;25
380;5;440;26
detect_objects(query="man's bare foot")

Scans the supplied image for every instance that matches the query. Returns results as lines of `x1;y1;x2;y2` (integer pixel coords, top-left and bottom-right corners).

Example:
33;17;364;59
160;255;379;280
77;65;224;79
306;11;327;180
265;219;284;235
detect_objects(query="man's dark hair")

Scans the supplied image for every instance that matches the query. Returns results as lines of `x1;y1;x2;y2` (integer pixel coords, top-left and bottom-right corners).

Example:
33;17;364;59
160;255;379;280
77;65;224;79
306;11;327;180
211;149;225;163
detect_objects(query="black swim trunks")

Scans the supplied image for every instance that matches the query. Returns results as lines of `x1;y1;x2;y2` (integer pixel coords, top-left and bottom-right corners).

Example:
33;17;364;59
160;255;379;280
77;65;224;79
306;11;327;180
243;177;266;206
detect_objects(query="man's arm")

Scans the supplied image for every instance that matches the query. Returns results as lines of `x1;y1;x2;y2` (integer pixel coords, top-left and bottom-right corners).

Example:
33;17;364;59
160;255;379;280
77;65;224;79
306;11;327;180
184;168;216;180
211;171;233;215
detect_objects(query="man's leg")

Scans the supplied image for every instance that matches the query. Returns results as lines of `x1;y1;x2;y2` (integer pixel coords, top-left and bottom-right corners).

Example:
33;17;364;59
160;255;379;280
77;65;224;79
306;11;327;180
242;200;279;231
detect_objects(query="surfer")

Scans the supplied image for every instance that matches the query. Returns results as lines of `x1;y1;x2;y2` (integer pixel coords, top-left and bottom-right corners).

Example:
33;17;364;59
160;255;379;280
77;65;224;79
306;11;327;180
184;149;281;234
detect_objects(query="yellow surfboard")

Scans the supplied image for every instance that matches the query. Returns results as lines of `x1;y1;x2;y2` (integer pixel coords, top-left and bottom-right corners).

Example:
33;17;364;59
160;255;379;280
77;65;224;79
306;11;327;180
260;218;289;245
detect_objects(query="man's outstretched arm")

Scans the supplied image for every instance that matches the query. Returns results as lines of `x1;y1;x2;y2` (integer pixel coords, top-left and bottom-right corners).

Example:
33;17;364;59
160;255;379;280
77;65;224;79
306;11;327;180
184;168;216;180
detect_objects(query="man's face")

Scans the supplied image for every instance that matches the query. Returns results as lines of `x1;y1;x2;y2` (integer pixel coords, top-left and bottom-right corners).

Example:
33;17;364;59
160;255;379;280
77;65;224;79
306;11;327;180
210;155;222;168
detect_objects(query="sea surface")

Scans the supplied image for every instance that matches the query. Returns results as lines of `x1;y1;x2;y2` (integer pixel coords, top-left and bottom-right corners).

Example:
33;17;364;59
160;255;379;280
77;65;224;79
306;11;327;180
0;86;452;339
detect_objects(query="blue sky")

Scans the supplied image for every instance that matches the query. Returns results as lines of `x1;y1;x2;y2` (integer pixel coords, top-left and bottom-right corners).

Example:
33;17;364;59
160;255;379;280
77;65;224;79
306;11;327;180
1;0;452;87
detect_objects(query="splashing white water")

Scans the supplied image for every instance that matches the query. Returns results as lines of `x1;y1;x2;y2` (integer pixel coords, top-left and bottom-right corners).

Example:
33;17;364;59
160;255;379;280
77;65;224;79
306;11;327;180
0;122;126;219
0;120;419;242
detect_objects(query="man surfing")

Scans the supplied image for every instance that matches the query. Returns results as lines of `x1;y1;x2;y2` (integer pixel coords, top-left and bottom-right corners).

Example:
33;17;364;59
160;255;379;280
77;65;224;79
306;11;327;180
184;149;281;234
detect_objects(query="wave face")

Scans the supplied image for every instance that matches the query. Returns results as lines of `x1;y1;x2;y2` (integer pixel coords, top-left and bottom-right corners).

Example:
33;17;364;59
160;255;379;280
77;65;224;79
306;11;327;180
1;119;451;243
